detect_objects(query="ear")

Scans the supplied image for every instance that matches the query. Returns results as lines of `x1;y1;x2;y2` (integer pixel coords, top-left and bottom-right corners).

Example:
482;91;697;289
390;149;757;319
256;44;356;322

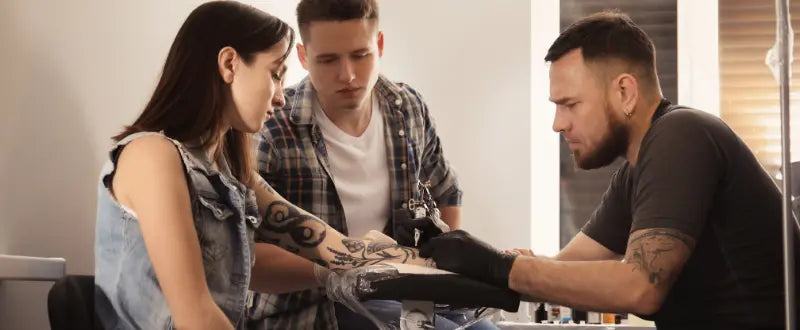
297;43;309;70
377;31;384;58
218;46;238;84
614;73;639;116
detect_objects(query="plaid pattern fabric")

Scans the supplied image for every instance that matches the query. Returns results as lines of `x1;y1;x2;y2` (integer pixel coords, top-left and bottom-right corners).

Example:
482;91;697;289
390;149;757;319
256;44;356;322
248;75;462;329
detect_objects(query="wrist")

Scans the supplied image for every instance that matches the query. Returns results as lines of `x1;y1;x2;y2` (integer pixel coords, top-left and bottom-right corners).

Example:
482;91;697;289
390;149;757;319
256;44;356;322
313;263;331;288
492;252;518;288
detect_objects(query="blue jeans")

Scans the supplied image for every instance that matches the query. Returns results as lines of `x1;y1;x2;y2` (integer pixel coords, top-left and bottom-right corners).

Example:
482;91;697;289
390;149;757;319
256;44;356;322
334;300;498;330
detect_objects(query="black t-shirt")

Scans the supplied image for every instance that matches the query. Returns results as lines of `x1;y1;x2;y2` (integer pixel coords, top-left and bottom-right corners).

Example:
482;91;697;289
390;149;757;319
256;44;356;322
582;99;798;329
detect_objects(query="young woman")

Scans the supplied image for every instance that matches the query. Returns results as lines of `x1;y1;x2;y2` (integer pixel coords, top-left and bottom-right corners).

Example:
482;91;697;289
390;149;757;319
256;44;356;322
94;2;431;329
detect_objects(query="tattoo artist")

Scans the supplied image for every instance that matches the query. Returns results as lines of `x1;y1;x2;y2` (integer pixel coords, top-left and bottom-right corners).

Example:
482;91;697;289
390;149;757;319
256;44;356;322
417;12;799;330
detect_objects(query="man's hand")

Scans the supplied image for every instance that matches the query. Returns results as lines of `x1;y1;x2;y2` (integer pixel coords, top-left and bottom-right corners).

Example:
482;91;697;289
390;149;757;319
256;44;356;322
396;216;448;247
419;230;517;288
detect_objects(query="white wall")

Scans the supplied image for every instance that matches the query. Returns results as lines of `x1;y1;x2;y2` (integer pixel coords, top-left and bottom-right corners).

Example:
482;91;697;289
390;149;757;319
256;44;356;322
677;0;720;117
530;0;561;257
0;1;536;329
377;1;533;249
0;1;207;329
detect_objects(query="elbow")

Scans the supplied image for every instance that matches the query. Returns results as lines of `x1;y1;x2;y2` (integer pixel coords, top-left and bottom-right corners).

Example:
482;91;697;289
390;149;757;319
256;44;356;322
628;283;666;315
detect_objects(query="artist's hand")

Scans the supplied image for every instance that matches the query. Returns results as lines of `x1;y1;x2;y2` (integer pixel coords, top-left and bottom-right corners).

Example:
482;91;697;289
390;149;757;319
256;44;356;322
395;216;448;247
419;230;517;288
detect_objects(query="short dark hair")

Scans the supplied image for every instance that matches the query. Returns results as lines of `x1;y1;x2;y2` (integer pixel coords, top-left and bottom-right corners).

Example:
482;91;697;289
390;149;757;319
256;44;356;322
545;11;657;85
296;0;379;43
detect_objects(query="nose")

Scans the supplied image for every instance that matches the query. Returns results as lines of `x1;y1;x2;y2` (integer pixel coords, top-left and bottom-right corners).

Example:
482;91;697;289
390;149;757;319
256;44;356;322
337;58;355;83
272;86;286;108
552;109;569;133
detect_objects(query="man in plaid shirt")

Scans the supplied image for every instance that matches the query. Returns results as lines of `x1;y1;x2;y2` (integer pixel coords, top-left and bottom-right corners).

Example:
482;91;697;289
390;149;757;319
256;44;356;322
247;1;499;329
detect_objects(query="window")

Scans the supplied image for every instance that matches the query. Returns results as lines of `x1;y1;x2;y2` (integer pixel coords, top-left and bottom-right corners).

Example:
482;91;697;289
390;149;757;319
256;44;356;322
719;0;800;179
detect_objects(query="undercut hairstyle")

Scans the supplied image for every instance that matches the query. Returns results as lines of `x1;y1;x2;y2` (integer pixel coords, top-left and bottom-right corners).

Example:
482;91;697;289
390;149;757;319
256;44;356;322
545;11;659;89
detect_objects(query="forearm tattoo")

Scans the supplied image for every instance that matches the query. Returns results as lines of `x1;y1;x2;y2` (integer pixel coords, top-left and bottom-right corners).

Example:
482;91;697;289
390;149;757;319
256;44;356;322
260;201;327;249
624;228;695;285
258;177;276;194
327;238;423;270
259;201;433;269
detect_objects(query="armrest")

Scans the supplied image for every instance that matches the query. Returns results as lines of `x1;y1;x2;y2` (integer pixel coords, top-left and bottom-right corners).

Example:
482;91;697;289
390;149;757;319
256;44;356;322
0;254;66;281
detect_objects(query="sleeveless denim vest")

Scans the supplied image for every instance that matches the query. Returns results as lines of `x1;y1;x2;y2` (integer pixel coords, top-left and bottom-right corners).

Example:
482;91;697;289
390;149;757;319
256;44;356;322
94;131;262;329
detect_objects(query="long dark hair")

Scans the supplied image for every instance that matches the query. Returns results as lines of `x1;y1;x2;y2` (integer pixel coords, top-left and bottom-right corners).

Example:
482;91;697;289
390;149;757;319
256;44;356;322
114;1;294;184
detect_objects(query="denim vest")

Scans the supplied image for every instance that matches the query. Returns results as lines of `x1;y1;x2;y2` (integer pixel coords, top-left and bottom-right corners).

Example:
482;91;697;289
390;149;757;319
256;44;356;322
94;132;262;329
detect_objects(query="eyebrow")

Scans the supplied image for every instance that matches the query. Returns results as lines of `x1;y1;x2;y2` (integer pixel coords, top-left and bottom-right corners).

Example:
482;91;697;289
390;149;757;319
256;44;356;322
549;97;576;105
315;53;339;60
315;48;372;59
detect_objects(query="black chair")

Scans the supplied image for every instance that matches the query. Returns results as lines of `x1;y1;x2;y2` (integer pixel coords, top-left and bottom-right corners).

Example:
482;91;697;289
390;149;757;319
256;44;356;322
47;275;103;330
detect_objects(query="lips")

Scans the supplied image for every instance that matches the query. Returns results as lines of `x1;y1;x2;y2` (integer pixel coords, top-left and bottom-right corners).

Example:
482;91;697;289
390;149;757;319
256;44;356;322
337;87;361;95
563;137;580;149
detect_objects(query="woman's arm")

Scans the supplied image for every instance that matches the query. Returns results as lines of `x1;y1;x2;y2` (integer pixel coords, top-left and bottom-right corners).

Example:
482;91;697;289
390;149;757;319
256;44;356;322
113;136;232;330
248;174;434;271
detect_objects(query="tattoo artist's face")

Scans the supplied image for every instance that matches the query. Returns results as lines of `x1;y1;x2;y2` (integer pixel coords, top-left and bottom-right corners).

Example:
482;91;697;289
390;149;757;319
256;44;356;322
297;19;383;113
550;49;628;170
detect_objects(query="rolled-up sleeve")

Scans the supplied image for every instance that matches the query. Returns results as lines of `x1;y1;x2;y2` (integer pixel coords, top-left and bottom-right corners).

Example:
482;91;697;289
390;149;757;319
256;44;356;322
409;88;462;207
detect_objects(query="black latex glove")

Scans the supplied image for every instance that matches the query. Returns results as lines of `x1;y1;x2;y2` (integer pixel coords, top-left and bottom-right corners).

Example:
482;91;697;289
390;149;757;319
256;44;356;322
394;209;446;247
402;216;445;246
419;230;517;289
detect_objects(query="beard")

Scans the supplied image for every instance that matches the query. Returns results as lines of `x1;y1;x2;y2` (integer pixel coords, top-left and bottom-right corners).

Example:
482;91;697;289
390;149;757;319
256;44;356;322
573;104;629;170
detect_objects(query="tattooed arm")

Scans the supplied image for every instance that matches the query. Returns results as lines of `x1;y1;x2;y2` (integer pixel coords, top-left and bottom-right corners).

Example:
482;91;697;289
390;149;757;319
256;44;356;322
248;175;434;273
507;227;694;315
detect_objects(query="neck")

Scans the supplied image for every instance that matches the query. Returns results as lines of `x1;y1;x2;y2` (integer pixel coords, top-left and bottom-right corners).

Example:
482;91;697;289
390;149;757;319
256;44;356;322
318;94;373;137
206;125;230;168
625;96;662;166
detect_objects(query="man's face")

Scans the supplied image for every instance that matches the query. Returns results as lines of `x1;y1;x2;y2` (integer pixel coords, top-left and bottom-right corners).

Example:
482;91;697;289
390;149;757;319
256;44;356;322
298;19;383;112
549;49;629;170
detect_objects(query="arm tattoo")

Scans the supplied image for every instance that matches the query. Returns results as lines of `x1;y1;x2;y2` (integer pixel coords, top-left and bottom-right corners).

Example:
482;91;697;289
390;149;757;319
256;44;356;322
260;201;327;248
258;201;435;269
258;177;276;194
328;238;421;269
624;228;695;285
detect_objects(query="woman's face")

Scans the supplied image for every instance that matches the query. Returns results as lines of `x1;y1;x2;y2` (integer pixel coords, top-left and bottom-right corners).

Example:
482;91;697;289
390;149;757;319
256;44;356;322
226;39;289;133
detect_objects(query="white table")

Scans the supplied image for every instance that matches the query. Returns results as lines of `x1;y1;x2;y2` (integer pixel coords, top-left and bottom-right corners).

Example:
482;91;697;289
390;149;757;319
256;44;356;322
497;322;655;330
0;254;66;281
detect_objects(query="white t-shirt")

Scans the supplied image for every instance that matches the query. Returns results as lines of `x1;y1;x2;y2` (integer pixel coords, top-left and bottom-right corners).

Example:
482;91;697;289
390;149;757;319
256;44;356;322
314;95;390;238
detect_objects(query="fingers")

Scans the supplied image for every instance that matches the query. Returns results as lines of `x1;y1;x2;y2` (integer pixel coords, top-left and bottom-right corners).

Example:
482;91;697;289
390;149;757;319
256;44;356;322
514;249;535;257
502;248;534;256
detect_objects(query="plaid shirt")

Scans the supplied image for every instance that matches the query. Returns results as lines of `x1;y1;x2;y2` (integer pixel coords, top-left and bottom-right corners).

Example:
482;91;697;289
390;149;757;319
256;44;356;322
249;75;462;329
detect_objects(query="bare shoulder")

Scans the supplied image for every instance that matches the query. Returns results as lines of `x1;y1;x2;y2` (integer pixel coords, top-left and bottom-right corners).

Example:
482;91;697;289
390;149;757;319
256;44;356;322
113;135;186;204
